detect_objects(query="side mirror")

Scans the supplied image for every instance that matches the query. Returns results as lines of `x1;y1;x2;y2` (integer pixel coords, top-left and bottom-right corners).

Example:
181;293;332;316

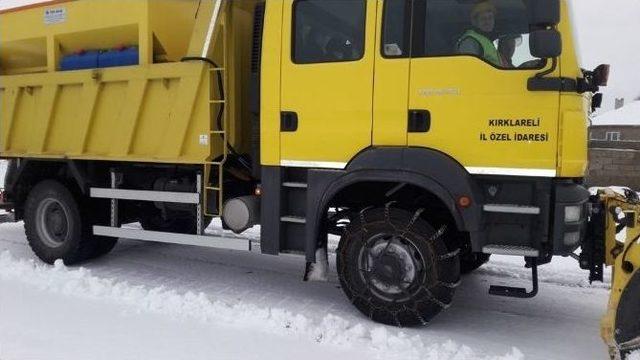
530;29;562;58
593;64;611;87
530;0;560;26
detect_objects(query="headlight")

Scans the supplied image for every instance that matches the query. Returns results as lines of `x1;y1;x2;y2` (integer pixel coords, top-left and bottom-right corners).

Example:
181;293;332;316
564;206;582;223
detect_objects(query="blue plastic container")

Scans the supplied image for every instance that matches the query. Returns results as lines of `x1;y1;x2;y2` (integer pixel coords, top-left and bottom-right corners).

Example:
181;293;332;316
60;51;100;71
98;47;139;68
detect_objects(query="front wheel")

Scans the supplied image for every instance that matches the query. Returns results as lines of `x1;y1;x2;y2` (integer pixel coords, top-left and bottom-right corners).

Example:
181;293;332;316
337;207;460;326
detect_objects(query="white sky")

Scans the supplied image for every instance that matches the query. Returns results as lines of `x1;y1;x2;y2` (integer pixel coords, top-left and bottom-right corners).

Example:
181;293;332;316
569;0;640;112
1;0;639;111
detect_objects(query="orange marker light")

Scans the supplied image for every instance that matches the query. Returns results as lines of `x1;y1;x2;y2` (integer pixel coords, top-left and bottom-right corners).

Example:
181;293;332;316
458;196;472;208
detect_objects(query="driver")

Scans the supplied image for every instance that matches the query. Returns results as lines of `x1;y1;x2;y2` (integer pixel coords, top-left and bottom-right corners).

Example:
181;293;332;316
457;0;501;67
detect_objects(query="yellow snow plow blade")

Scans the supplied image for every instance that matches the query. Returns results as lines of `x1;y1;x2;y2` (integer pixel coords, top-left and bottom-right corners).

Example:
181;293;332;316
589;189;640;358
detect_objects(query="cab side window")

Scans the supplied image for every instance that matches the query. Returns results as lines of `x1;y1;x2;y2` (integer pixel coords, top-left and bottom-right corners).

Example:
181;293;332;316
292;0;366;64
381;0;545;69
382;0;412;57
415;0;544;69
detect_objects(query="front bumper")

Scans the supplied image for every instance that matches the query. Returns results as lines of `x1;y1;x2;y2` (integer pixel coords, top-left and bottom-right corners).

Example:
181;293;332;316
473;176;590;259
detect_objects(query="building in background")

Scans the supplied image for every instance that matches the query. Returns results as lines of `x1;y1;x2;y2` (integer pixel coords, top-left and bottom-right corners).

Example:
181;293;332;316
588;101;640;188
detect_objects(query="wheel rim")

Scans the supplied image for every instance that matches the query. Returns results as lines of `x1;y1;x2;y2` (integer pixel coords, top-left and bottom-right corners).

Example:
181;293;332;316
357;232;426;302
36;198;71;248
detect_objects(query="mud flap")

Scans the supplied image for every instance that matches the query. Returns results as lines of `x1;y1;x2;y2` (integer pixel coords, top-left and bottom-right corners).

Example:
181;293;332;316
303;247;329;282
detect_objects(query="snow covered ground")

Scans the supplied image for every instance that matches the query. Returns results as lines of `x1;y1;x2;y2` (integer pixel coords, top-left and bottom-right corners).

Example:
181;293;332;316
1;0;638;356
0;220;615;360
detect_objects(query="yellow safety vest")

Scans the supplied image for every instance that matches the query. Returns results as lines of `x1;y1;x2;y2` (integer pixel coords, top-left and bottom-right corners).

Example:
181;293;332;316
458;30;501;67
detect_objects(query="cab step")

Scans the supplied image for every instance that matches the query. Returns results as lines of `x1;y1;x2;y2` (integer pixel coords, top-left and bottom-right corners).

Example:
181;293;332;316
281;216;306;224
282;182;308;189
483;245;540;257
489;258;539;299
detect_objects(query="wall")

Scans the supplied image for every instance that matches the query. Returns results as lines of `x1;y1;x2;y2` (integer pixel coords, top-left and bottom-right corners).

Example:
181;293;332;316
587;148;640;189
587;125;640;189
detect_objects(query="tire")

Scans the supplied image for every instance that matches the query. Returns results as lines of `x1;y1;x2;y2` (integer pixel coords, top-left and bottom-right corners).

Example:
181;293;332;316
78;198;118;260
337;206;460;327
460;252;491;274
24;180;98;265
140;213;212;235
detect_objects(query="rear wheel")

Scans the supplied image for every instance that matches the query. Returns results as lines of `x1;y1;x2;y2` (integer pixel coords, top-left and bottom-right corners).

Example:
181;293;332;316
337;206;460;326
24;180;106;265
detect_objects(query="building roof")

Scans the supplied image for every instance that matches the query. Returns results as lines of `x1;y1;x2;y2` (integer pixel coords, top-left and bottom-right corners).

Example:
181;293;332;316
592;100;640;126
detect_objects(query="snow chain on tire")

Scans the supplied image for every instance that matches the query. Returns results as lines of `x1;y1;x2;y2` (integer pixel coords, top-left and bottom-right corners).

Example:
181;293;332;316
337;204;461;327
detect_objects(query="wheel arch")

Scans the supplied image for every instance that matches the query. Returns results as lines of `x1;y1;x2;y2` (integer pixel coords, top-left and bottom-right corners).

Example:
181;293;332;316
305;147;483;262
4;159;89;220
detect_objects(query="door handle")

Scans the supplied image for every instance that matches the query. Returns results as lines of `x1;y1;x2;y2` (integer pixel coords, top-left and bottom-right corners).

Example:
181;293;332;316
408;110;431;133
281;111;299;132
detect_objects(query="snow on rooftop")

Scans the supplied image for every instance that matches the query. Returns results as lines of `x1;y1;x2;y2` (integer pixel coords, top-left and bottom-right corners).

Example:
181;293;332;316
592;101;640;126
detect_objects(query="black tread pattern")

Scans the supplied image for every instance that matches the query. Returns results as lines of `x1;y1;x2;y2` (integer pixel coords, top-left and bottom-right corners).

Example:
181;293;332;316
337;206;461;327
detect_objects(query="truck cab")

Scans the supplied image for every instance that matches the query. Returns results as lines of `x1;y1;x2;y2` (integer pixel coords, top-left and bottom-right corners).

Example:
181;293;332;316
258;0;594;268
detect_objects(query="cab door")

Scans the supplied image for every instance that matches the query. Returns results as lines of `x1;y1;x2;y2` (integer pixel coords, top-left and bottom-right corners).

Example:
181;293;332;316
407;0;560;176
280;0;377;168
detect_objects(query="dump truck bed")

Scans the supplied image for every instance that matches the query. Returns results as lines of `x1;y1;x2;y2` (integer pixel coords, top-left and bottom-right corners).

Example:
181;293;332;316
0;62;214;164
0;0;251;165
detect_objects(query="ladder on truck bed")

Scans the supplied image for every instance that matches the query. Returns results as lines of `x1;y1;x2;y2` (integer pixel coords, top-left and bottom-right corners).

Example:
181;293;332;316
203;3;229;220
90;0;256;252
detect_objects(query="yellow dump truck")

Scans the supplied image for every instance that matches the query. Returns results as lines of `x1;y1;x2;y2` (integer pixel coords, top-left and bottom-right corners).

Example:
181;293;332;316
0;0;637;357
